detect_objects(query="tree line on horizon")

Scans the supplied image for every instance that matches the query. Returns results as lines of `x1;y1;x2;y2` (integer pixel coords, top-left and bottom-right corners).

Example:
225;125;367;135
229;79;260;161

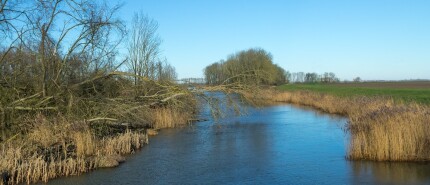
203;48;342;86
287;72;340;83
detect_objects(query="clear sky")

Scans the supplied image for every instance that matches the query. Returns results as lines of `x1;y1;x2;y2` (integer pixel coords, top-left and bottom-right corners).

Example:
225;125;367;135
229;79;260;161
116;0;430;81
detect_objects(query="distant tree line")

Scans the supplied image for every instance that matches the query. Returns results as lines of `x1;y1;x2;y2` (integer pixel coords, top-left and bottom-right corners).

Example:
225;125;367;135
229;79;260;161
204;48;288;86
287;72;340;83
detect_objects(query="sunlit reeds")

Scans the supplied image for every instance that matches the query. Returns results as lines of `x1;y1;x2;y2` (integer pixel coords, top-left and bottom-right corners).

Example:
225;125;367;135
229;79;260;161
150;108;192;129
251;89;430;162
348;105;430;161
0;116;148;185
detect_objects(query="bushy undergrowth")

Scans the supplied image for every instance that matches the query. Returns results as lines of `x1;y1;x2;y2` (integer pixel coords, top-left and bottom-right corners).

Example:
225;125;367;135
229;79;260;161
0;77;197;184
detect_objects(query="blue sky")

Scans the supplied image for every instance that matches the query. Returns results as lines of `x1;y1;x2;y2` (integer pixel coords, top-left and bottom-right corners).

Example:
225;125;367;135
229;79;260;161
116;0;430;81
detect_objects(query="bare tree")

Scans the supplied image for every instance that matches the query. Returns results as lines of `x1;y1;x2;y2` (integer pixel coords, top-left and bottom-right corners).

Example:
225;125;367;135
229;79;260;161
0;0;126;128
127;12;161;84
157;59;177;82
305;72;318;83
0;0;34;65
353;77;361;82
296;72;305;83
26;0;126;96
285;71;291;83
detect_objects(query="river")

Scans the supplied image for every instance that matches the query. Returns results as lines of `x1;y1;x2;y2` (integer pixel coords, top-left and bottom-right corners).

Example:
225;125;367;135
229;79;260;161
45;95;430;185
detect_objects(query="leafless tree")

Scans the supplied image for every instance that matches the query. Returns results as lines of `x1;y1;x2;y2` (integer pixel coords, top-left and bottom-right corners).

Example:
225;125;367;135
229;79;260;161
30;0;125;96
127;11;161;84
0;0;34;65
157;59;177;82
0;0;127;128
353;77;361;82
305;72;318;83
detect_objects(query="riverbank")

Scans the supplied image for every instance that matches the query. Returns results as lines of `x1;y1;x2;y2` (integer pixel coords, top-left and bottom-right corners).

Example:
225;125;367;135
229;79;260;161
243;87;430;162
0;106;195;185
0;78;197;185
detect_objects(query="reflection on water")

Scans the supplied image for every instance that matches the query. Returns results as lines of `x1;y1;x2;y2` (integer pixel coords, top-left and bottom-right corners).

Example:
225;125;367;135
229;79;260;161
45;95;430;185
351;161;430;185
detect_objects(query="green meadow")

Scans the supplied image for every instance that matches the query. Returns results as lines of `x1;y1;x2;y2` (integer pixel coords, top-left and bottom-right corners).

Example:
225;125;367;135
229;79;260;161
278;82;430;105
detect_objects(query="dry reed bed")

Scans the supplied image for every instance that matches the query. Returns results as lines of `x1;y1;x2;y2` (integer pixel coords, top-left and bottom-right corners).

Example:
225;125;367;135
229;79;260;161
0;122;147;185
0;107;192;185
150;108;193;129
246;89;430;162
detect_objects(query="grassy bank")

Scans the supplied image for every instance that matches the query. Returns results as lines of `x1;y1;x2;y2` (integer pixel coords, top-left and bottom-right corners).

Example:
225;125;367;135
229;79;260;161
246;85;430;162
278;82;430;105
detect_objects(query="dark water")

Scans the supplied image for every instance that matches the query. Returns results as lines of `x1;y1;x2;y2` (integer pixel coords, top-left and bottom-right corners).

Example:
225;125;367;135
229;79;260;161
45;99;430;185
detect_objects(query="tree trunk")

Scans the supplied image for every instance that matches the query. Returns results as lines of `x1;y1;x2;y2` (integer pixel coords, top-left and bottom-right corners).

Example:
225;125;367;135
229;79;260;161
0;107;5;129
40;24;47;97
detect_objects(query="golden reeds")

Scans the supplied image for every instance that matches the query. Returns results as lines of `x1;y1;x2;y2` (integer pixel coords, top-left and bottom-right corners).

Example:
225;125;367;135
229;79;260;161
0;116;148;185
251;89;430;162
0;101;194;185
150;108;192;129
348;105;430;161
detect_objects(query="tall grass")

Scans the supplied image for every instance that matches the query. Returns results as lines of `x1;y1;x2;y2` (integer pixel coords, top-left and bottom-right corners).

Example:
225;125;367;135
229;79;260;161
0;146;93;184
0;99;195;185
0;116;148;185
249;89;430;162
150;108;192;129
348;105;430;161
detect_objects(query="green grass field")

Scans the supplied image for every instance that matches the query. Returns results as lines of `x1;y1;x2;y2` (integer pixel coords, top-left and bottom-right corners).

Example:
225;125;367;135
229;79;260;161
277;82;430;105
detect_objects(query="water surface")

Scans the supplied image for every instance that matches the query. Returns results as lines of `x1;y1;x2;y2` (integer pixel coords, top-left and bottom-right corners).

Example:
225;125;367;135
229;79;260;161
46;102;430;185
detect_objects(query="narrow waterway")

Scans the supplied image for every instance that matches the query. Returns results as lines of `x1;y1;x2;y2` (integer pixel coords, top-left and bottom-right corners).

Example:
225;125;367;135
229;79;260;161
45;97;430;185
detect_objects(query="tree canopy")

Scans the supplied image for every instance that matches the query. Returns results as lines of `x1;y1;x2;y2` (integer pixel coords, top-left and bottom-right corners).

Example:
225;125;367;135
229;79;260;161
204;48;287;86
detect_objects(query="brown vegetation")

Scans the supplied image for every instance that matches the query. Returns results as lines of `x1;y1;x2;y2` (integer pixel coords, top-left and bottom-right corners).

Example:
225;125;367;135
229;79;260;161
0;87;196;184
150;108;193;129
0;1;197;184
0;115;147;185
0;82;196;184
247;89;430;162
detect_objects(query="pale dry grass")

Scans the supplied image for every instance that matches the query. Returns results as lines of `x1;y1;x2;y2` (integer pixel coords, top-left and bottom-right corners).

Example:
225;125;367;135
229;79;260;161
150;108;192;129
0;143;93;185
253;89;430;162
0;106;189;184
74;130;96;157
102;130;146;156
348;105;430;161
0;116;148;185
